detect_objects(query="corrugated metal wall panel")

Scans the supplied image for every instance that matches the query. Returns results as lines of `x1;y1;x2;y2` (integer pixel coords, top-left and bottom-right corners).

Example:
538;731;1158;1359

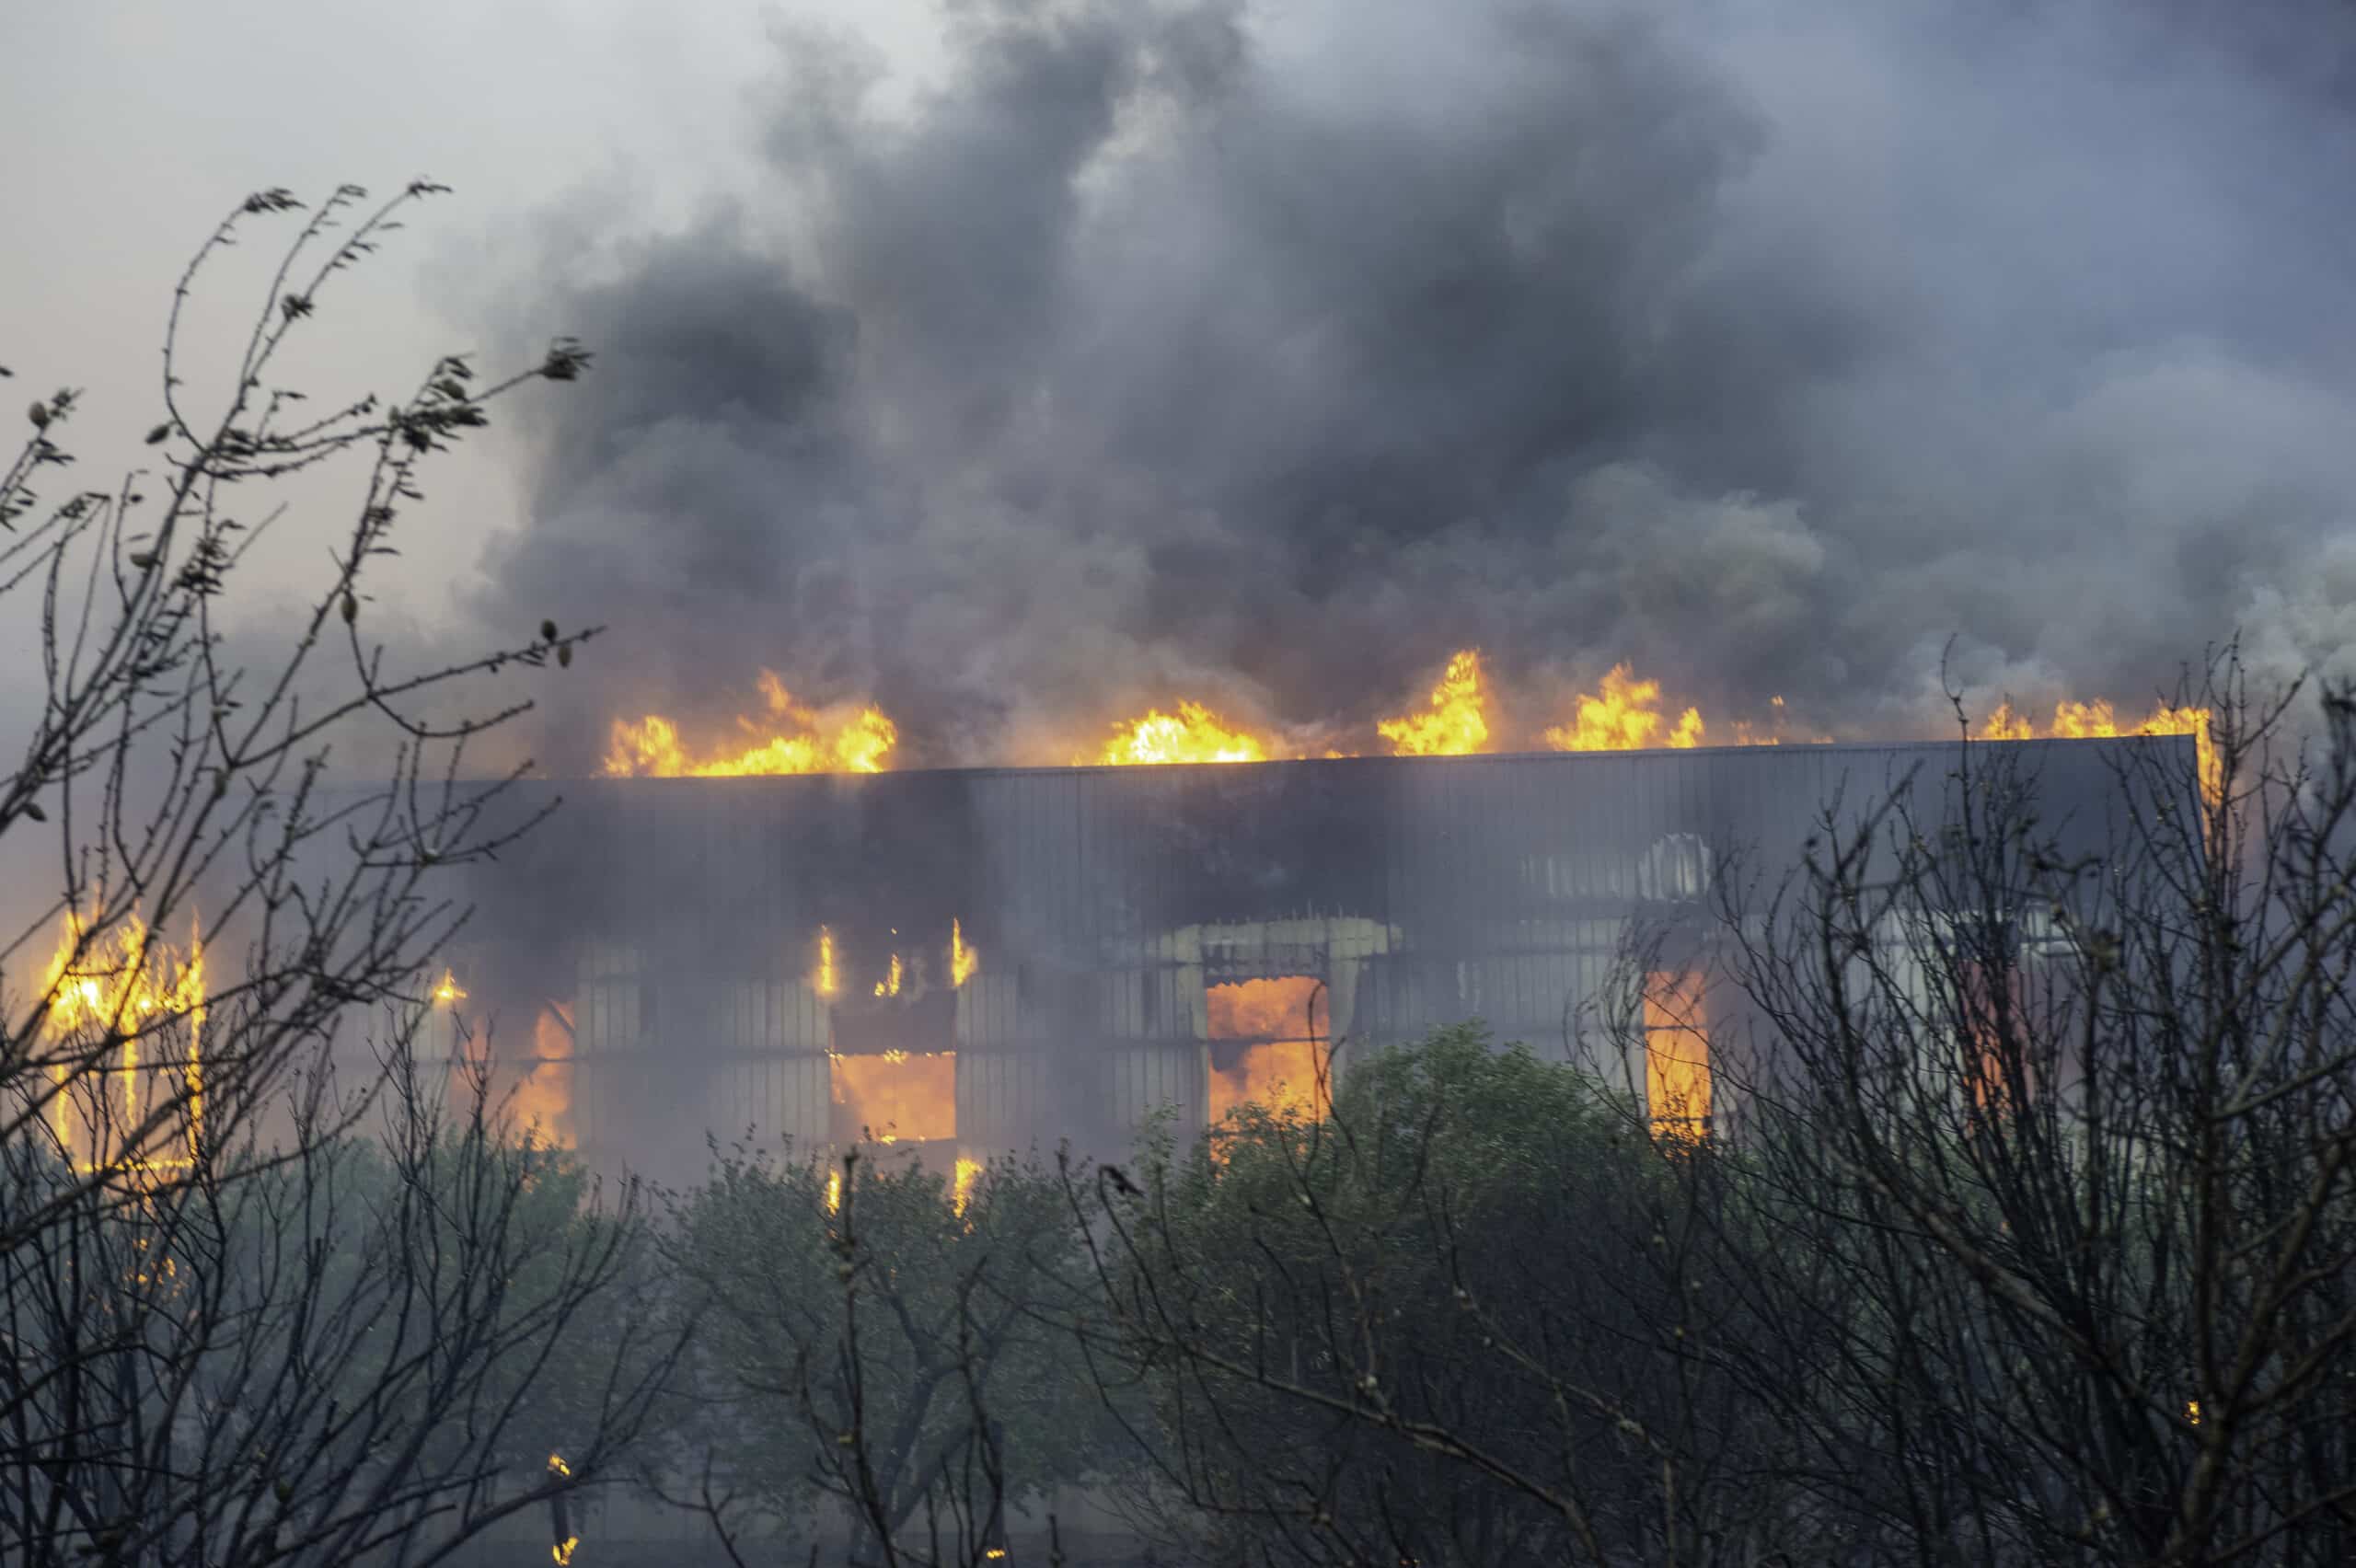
577;942;641;1055
1103;1043;1207;1136
712;978;829;1056
569;1055;655;1159
707;1055;830;1148
444;734;2198;1166
956;1051;1057;1155
954;970;1023;1051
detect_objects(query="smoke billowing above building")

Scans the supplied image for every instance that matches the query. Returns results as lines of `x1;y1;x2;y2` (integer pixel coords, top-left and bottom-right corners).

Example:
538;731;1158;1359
472;0;2356;771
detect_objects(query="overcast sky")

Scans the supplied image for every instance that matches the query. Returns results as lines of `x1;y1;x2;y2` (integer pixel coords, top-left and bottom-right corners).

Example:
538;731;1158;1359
6;0;901;615
10;0;2356;769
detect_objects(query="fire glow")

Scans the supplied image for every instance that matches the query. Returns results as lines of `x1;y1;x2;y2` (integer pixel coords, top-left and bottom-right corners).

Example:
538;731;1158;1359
1207;976;1328;1124
40;908;206;1174
604;670;895;778
1098;701;1273;766
831;1049;956;1145
1644;971;1711;1141
514;1002;575;1145
815;927;839;999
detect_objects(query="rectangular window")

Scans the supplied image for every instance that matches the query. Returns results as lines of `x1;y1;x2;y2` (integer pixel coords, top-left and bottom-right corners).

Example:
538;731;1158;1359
1957;957;2029;1120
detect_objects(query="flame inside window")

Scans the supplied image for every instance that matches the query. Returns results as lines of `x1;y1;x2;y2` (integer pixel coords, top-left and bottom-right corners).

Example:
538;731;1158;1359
1207;976;1328;1124
831;1050;956;1144
1956;957;2033;1123
1644;972;1711;1139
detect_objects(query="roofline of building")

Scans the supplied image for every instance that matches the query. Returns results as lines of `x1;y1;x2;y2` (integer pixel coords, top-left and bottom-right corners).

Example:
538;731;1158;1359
523;731;2194;788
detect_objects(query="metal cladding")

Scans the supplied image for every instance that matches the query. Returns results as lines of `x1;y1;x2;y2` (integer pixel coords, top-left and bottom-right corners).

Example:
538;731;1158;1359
434;735;2195;1177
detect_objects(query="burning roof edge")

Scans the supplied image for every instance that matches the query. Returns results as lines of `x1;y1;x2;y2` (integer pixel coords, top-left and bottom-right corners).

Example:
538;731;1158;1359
506;731;2200;788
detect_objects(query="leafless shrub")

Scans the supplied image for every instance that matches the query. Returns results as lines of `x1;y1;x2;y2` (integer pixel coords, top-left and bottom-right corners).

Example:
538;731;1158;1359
0;184;677;1566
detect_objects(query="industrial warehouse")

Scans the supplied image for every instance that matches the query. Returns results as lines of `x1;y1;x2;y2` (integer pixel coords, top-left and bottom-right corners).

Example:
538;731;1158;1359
429;732;2199;1182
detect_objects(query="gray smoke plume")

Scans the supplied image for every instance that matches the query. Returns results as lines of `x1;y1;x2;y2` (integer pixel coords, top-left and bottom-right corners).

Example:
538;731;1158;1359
474;0;2356;770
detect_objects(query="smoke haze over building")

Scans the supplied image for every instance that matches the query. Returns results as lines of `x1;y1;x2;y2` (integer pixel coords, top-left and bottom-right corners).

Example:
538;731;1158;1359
470;0;2356;770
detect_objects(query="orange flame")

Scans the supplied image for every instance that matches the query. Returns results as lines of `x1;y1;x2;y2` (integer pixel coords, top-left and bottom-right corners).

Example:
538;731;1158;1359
872;953;904;1000
1979;698;2218;804
950;920;978;988
953;1156;982;1216
548;1453;579;1565
605;670;896;777
1730;694;1792;747
1207;977;1328;1124
1544;664;1705;753
1378;650;1490;756
1098;701;1274;765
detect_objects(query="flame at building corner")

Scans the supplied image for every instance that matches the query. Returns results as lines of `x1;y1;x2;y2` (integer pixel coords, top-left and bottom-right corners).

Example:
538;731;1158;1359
950;920;978;988
40;908;207;1174
604;670;896;778
1978;698;2218;805
1379;649;1491;756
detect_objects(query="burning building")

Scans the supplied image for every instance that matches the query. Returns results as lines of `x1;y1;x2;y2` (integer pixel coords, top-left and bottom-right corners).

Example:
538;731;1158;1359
426;734;2195;1183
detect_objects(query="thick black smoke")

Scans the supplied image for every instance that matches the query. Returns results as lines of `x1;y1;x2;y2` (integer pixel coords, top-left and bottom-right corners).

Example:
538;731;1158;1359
477;0;2356;769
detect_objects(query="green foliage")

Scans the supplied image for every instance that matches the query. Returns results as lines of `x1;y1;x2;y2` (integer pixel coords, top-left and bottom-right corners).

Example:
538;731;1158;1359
666;1144;1117;1551
1113;1026;1716;1566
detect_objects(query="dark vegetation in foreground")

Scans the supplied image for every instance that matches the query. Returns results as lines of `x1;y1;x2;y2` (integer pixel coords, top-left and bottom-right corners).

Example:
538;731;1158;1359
7;187;2356;1568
